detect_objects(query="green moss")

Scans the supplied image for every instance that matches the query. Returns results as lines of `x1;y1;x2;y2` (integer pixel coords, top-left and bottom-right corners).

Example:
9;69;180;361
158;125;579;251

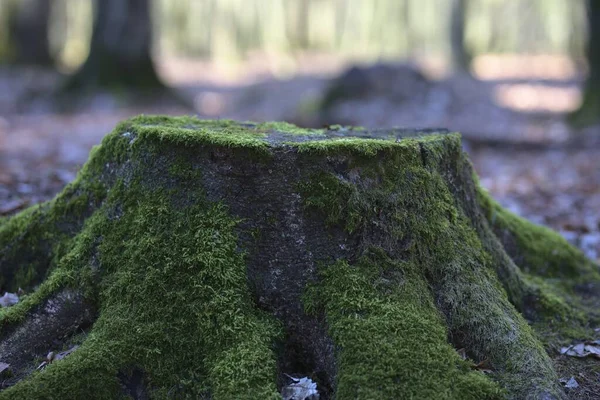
0;117;284;399
0;268;73;328
257;121;322;135
299;137;560;398
2;117;591;398
0;184;101;292
305;251;504;399
294;136;409;156
0;134;112;294
124;114;240;129
298;172;358;231
475;186;600;348
477;187;599;281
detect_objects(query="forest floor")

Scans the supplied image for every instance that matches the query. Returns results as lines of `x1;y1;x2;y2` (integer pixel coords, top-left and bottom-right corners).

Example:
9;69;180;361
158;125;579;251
0;55;599;397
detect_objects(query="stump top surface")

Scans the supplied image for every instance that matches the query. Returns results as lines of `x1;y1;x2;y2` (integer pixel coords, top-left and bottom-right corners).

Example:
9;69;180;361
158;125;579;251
120;115;455;151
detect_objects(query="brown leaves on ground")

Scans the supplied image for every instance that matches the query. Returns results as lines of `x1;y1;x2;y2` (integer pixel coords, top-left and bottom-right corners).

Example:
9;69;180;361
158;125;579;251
281;374;320;400
456;348;494;374
561;340;600;360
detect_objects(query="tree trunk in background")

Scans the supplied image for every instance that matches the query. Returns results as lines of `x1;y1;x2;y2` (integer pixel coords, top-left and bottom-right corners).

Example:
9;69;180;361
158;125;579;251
287;0;311;50
0;0;52;65
0;1;16;63
10;0;53;65
450;0;471;74
570;0;600;127
64;0;162;91
1;116;598;399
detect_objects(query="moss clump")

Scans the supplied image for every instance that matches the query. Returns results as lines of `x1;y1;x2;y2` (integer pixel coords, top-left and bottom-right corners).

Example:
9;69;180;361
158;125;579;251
0;173;106;292
304;251;504;399
477;188;599;281
477;186;600;348
0;118;282;399
299;136;562;398
4;194;282;398
257;121;322;135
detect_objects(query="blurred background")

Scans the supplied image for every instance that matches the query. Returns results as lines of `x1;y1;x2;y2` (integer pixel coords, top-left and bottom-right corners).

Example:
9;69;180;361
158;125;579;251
0;0;599;263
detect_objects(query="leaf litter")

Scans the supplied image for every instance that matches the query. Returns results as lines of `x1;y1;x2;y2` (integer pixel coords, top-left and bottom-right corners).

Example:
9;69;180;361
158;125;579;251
281;374;319;400
560;340;600;359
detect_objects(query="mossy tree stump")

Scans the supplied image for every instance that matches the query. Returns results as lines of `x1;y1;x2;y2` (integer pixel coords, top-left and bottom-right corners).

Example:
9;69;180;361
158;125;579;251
0;117;598;399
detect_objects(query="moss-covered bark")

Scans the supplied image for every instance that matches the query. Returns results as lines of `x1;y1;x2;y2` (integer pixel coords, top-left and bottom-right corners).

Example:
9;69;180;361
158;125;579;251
0;116;598;399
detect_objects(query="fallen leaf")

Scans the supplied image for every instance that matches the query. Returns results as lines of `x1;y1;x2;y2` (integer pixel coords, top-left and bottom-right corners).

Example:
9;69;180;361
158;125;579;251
0;292;19;308
560;340;600;359
0;362;9;374
473;359;494;374
54;345;79;362
559;376;579;389
36;345;79;371
282;374;319;400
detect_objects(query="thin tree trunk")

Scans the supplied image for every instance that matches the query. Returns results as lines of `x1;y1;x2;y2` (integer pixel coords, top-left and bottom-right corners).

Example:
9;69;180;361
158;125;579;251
450;0;471;74
10;0;53;65
300;0;311;49
570;0;600;127
65;0;162;91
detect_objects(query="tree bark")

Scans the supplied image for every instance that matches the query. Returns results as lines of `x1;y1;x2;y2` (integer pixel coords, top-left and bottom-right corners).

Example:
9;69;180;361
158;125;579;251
450;0;472;74
64;0;162;91
0;117;598;399
570;0;600;127
8;0;53;65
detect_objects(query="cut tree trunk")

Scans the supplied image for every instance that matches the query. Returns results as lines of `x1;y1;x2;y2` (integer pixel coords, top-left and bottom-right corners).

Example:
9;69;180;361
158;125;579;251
0;117;598;399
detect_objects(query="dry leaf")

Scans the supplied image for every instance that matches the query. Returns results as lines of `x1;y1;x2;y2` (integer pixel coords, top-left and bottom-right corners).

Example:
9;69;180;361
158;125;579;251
54;345;79;362
560;340;600;359
0;362;10;374
282;374;319;400
473;359;493;374
559;376;579;389
0;292;19;308
36;345;79;371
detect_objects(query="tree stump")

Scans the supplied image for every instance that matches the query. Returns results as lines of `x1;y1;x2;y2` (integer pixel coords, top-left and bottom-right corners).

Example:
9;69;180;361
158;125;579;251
0;116;598;399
